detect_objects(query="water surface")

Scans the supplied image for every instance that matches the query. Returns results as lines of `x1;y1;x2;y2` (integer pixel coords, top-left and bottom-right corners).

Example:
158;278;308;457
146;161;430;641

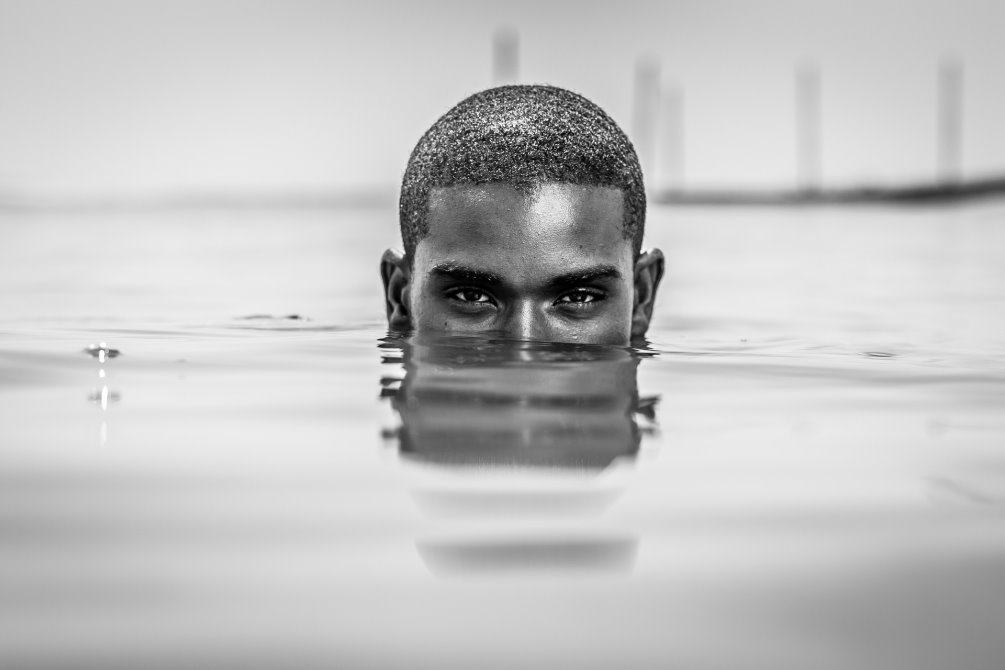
2;202;1004;669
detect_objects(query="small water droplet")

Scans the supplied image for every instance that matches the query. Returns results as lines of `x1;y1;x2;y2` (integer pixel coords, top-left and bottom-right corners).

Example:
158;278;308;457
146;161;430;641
84;343;121;360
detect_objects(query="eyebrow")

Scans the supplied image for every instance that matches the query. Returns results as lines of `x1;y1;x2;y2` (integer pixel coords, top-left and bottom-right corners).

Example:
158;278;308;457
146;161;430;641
428;262;622;288
546;265;622;289
429;262;504;285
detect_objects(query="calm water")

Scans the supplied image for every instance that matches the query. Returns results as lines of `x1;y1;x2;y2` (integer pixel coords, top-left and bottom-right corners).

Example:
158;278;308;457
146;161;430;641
2;202;1005;669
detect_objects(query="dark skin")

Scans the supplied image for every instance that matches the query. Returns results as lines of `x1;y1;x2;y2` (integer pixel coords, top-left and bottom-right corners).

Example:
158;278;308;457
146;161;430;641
381;183;664;345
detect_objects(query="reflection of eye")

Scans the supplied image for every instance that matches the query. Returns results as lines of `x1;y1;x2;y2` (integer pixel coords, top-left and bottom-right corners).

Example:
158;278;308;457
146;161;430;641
447;288;494;305
555;289;605;306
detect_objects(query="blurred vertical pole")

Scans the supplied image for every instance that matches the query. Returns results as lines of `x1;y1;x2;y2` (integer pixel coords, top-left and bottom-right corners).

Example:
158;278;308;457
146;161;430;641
937;57;963;185
492;27;519;85
633;56;660;184
795;62;821;193
661;83;685;191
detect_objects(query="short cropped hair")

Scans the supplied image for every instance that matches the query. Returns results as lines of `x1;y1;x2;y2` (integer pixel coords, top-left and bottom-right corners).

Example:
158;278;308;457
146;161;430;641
399;84;646;261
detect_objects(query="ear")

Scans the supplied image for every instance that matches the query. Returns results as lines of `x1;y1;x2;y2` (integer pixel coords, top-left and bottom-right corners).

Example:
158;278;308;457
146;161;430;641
380;248;412;332
631;248;665;340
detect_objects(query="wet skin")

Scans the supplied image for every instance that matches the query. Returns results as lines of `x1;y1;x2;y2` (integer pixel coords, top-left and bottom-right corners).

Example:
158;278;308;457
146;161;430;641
381;183;664;345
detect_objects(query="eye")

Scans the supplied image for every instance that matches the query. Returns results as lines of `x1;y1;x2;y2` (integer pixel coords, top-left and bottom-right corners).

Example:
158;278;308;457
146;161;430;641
555;288;605;306
447;288;494;305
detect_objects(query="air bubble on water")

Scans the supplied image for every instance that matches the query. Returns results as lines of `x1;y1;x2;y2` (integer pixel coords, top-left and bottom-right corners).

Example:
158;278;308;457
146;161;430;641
84;342;121;362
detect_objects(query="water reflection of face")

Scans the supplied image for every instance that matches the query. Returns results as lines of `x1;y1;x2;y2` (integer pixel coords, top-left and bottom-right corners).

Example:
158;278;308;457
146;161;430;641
383;336;656;471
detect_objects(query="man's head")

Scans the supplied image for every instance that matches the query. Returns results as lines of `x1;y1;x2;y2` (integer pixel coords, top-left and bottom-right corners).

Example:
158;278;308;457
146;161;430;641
382;84;664;345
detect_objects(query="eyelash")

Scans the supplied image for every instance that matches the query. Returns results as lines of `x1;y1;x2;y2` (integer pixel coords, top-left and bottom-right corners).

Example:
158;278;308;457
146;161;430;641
446;288;494;306
555;288;605;307
445;287;606;308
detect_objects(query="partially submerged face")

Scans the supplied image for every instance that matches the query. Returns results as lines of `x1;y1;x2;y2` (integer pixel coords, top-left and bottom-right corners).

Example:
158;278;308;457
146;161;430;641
382;182;663;345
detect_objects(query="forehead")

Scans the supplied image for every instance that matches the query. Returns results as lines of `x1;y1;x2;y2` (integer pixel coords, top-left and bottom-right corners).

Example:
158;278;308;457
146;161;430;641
417;183;630;277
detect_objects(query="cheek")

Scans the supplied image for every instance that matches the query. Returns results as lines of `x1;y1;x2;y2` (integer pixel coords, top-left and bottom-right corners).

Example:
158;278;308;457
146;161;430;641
408;280;477;331
561;323;630;346
556;300;634;345
408;279;437;323
602;293;636;343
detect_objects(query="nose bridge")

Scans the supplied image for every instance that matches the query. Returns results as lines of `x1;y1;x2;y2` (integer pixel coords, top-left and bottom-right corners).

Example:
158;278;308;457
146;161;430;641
508;298;544;341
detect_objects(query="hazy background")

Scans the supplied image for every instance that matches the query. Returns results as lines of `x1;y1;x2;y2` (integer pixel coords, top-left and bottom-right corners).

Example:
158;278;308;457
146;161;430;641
1;0;1004;203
